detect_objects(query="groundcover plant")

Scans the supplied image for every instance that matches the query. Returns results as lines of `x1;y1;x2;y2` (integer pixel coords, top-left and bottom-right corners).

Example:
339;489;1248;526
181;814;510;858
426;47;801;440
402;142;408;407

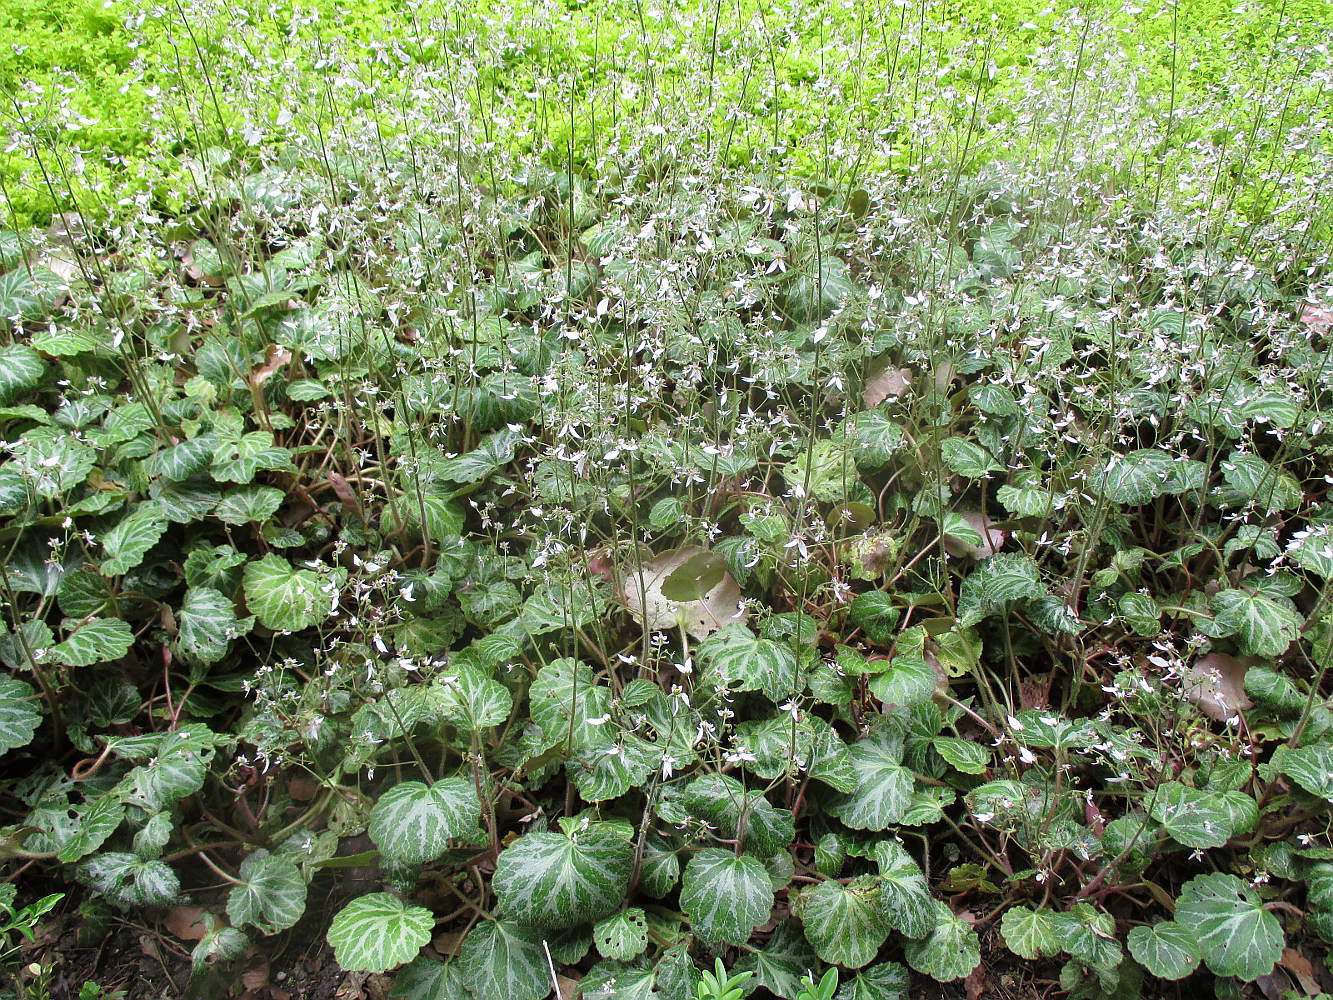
1;0;1332;997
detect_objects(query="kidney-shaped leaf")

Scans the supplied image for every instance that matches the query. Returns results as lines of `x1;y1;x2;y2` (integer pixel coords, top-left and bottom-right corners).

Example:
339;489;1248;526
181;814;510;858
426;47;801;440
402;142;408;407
680;848;772;944
902;901;979;982
327;892;433;973
492;826;633;927
227;849;307;934
798;876;888;968
369;778;482;866
1126;920;1201;980
1174;873;1282;981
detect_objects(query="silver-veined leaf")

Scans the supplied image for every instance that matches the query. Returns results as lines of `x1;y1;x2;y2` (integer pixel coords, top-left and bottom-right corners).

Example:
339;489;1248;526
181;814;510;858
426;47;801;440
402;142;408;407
242;554;331;632
593;907;649;961
1174;872;1282;981
834;962;910;1000
368;778;482;866
902;901;979;982
1211;587;1303;658
999;905;1063;960
457;919;549;1000
830;724;913;830
871;840;934;939
177;586;248;664
1126;920;1200;980
0;676;41;754
680;848;772;944
0;343;45;404
491;826;632;927
50;617;133;667
1148;782;1257;849
226;849;307;934
797;876;888;968
327;893;433;973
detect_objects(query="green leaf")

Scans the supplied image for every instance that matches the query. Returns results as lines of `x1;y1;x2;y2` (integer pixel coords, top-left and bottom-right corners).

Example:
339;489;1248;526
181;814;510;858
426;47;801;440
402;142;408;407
1097;449;1174;505
436;427;522;484
830;724;913;830
593;908;648;961
870;840;934;939
215;485;285;525
1148;782;1257;850
177;586;248;664
11;427;96;497
492;826;632;927
1000;905;1063;960
1219;453;1303;513
683;774;795;857
457;920;549;1000
902;901;980;982
0;344;45;404
834;963;909;1000
388;956;470;1000
680;848;773;944
934;738;989;775
849;592;900;646
941;437;1000;478
698;624;802;703
660;550;727;602
798;876;888;968
50;617;133;667
99;505;170;577
327;893;433;973
0;676;41;754
1174;873;1283;981
77;852;179;909
1276;744;1333;800
427;665;512;731
1126;921;1200;980
956;552;1046;627
369;778;481;866
243;554;331;632
1211;587;1303;658
227;849;307;934
868;657;938;707
0;266;65;324
211;430;295;484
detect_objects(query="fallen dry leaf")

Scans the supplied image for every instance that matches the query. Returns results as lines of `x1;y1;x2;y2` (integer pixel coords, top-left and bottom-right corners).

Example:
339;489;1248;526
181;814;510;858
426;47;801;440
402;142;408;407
164;905;209;941
1181;652;1252;722
620;545;746;641
1279;948;1321;996
556;975;580;1000
862;366;912;407
288;774;318;802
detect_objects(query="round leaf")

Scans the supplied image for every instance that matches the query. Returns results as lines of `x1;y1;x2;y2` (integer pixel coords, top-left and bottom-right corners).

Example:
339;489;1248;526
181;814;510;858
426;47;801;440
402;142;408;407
327;892;433;973
492;827;633;927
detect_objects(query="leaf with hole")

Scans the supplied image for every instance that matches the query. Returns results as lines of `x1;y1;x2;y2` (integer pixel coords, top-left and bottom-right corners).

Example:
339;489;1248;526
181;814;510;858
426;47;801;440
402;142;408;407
593;907;648;961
